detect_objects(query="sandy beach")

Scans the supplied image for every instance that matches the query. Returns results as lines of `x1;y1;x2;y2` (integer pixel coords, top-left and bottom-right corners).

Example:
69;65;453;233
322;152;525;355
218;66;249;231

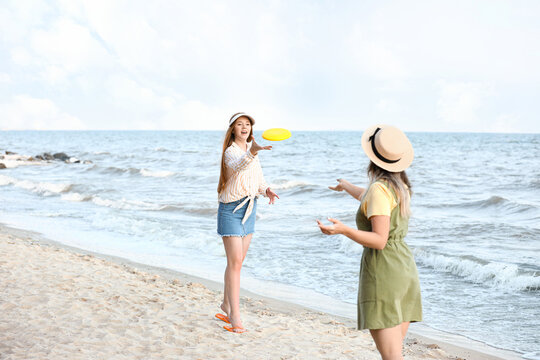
0;224;520;360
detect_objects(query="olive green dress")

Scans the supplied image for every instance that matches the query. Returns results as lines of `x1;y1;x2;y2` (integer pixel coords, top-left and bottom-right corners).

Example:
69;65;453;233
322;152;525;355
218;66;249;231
356;181;422;330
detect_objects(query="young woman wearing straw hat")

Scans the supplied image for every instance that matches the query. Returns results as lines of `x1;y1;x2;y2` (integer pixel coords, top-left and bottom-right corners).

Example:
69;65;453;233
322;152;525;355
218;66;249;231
318;125;422;359
216;112;279;333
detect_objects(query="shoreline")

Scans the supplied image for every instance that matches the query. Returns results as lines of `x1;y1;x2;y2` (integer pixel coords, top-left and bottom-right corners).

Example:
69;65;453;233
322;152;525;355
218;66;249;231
0;223;522;359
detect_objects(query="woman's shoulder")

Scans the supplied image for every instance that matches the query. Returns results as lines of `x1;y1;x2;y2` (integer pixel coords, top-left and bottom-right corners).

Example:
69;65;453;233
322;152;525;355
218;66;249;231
366;181;396;205
224;143;239;156
369;180;391;194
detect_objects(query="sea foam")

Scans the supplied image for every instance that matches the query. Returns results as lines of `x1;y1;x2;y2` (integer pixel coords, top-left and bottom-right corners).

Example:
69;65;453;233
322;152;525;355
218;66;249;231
415;249;540;292
140;169;175;178
1;175;72;195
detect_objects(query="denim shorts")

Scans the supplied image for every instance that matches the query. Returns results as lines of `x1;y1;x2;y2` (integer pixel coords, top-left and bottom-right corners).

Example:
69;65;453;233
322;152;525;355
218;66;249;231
217;197;257;237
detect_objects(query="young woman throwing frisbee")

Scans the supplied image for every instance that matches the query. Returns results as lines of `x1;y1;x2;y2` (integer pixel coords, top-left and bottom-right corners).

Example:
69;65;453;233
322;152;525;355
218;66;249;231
216;112;279;333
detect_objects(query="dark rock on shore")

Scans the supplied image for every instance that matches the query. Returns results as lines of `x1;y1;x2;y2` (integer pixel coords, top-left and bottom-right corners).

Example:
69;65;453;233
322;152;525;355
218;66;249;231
53;152;69;161
3;150;92;165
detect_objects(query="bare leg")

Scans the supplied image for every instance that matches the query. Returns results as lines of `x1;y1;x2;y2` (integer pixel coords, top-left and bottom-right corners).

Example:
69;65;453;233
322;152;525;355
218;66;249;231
242;233;252;261
221;268;231;315
400;321;410;340
221;234;252;316
221;236;248;330
370;324;405;360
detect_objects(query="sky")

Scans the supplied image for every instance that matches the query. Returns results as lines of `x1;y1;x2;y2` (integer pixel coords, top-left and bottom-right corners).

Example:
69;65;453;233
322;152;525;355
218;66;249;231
1;0;539;132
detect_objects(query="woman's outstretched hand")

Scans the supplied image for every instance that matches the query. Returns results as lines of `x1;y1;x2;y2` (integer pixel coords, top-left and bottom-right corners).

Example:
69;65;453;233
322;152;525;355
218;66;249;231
329;178;347;192
250;136;272;155
266;188;279;204
317;218;345;235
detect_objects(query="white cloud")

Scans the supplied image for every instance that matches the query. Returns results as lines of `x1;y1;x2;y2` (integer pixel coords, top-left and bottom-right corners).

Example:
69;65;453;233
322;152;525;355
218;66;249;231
346;24;409;80
157;100;227;130
491;114;522;133
376;98;399;112
55;0;86;21
30;18;111;74
40;65;69;85
0;0;53;45
0;95;86;130
10;47;33;66
353;1;540;82
106;75;176;112
104;75;232;130
80;1;181;77
436;81;494;130
0;73;11;83
101;73;281;130
1;1;539;131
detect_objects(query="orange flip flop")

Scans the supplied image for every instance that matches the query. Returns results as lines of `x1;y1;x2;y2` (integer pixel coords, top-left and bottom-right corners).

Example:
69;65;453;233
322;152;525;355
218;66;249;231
215;313;231;324
223;325;246;333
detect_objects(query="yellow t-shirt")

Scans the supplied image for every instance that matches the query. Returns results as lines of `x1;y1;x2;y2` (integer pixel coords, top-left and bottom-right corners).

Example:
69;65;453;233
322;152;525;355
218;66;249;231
361;182;398;219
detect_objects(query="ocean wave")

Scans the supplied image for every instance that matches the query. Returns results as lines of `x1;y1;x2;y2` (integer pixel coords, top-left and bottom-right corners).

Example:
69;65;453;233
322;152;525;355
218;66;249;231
88;165;140;175
531;179;540;189
43;212;65;218
157;204;216;216
91;196;161;211
154;147;170;152
140;169;175;178
61;192;153;208
269;180;320;196
61;192;92;202
86;164;175;178
474;195;509;207
0;174;72;195
425;195;538;216
415;249;540;292
16;179;72;195
0;174;16;186
168;233;224;256
44;185;209;214
270;180;315;190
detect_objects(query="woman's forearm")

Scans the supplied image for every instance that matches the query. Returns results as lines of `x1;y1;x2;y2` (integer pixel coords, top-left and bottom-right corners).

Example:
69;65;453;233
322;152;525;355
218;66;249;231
225;150;255;172
342;181;366;200
341;226;387;250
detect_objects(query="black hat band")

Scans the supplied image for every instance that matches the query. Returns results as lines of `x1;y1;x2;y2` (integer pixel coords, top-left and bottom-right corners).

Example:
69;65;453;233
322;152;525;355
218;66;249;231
369;127;401;164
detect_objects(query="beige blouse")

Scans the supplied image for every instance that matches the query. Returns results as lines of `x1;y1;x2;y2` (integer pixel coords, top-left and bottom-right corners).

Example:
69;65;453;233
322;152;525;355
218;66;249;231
218;142;268;223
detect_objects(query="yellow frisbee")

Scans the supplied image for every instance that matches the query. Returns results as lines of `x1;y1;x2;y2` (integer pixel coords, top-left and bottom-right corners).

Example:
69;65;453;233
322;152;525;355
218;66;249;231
262;128;292;141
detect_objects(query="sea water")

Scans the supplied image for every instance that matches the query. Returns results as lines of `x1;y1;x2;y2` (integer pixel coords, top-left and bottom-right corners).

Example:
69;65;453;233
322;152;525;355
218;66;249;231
1;130;539;357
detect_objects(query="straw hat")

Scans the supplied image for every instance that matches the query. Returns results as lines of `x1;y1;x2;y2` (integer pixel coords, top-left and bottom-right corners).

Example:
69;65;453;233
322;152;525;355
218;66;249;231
361;125;414;172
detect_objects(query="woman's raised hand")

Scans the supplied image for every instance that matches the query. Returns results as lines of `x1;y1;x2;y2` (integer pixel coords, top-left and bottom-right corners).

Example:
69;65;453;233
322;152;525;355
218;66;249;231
329;178;347;192
317;218;345;235
250;136;272;155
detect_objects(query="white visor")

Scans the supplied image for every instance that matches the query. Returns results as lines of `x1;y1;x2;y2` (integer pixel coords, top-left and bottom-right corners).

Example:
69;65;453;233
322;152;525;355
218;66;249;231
229;113;255;127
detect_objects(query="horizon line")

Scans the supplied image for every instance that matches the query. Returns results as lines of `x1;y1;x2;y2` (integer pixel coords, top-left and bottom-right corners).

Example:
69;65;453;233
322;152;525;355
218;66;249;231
1;129;538;135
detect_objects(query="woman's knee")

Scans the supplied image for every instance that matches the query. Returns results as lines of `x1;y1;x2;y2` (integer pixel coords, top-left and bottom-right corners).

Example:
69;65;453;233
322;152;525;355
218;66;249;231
370;327;404;360
379;349;403;360
376;343;403;360
227;255;244;271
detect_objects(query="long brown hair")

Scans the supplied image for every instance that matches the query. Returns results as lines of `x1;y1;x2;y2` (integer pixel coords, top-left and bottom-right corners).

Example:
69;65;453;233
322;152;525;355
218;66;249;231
217;113;254;194
367;161;412;218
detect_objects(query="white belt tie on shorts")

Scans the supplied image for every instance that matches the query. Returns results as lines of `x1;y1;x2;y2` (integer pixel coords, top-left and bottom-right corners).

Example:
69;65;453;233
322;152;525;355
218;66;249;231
233;195;256;224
